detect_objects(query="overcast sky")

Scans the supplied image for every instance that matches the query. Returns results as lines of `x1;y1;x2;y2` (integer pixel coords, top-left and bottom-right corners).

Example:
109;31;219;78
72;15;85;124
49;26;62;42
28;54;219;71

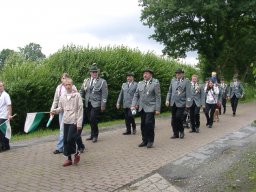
0;0;198;65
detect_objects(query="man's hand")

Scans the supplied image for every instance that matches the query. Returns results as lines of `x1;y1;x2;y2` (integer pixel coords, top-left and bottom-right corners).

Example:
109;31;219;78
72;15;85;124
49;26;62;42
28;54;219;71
101;107;105;112
8;115;13;120
165;101;169;107
155;111;160;115
116;104;120;109
50;111;55;116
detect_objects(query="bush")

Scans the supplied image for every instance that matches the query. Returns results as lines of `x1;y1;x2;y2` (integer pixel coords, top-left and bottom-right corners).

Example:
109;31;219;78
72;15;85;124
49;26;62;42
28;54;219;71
0;45;197;134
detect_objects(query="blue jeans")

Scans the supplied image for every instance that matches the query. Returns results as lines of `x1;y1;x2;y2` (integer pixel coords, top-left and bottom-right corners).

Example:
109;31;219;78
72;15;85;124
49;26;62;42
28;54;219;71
56;112;64;152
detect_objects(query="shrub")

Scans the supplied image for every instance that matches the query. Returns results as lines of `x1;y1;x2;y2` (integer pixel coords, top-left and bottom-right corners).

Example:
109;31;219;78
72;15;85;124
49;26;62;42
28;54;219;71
0;45;197;134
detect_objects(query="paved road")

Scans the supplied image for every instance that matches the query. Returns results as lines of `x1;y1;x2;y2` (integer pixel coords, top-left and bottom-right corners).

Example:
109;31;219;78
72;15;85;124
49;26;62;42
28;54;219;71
0;102;255;192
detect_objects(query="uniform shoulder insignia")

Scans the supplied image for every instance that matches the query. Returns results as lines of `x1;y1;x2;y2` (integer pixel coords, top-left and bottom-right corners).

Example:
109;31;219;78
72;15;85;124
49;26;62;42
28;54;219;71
84;78;90;83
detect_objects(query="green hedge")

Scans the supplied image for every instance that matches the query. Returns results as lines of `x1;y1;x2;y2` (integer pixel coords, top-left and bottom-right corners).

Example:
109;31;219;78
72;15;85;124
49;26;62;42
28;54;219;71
0;45;197;134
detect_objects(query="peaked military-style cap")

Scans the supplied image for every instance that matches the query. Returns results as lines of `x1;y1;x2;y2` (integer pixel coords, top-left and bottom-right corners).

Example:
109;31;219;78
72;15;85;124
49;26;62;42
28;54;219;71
175;68;184;73
143;68;154;74
89;63;99;72
126;72;135;76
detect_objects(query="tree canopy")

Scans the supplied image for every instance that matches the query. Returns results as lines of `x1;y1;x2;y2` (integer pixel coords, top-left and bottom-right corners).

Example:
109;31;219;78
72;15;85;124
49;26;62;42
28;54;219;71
139;0;256;81
18;42;46;61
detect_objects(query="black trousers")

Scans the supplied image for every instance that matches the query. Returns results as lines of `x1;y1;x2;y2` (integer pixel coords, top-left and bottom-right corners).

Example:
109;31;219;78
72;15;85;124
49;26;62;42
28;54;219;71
220;98;227;114
86;102;101;138
231;95;239;114
140;109;155;143
204;103;216;126
189;101;200;131
63;123;78;156
124;108;136;132
0;118;9;150
171;104;185;136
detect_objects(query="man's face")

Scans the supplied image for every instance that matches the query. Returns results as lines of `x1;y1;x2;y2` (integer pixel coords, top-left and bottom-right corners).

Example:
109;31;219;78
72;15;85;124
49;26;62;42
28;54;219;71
192;76;197;83
143;72;152;81
90;71;98;79
64;80;73;92
127;76;134;82
176;72;182;79
0;83;4;92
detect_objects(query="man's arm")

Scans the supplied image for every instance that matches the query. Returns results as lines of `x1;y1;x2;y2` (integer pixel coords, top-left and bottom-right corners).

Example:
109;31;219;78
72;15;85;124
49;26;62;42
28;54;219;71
155;81;161;114
116;85;123;109
165;81;172;107
7;105;12;120
101;80;108;111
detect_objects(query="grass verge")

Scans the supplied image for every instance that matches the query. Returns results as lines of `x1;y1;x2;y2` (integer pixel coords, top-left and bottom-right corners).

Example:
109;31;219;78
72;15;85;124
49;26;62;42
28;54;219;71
11;111;171;142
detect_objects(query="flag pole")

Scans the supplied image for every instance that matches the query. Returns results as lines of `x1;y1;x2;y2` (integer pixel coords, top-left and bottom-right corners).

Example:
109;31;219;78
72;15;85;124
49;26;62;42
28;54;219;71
0;114;17;127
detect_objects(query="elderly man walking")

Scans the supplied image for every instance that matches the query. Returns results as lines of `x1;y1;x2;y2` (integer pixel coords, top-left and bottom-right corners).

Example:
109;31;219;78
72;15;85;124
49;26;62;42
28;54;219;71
165;69;191;139
131;69;161;148
116;72;138;135
80;63;108;143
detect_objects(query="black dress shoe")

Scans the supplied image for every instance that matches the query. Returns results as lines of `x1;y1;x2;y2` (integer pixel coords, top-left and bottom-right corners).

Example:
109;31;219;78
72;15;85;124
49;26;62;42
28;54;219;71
86;137;93;141
123;132;131;135
132;129;136;135
208;125;212;128
180;132;185;139
92;137;98;143
195;128;200;133
2;146;10;152
170;135;179;139
206;123;209;126
53;150;62;154
147;142;153;148
233;113;236;116
78;147;85;153
138;142;147;147
189;130;196;133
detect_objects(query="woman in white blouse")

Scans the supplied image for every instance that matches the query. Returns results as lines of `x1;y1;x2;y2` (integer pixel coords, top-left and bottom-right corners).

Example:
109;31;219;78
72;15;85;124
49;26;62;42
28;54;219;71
204;79;219;128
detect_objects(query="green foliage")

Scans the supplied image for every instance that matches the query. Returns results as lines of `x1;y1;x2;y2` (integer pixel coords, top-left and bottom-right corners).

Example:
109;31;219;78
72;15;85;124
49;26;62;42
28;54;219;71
0;49;15;69
18;42;46;61
0;45;196;134
139;0;256;82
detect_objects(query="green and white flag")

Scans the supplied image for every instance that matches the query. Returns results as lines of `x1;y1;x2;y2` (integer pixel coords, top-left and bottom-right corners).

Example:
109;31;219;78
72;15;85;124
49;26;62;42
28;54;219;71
24;112;45;133
0;120;12;139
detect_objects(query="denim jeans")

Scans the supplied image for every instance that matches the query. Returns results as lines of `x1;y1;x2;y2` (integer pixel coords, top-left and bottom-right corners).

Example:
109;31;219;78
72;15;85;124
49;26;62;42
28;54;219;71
56;112;64;152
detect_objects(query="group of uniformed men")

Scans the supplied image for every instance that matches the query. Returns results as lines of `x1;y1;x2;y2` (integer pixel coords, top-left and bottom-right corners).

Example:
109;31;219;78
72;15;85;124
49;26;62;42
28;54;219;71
50;63;244;166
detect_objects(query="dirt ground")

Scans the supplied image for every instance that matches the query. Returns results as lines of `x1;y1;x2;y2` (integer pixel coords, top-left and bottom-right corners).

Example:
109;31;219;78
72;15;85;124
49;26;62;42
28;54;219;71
159;122;256;192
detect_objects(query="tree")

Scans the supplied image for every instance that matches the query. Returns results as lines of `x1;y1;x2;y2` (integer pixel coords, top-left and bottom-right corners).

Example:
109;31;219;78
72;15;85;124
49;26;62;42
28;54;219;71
18;43;46;61
139;0;256;81
0;49;15;69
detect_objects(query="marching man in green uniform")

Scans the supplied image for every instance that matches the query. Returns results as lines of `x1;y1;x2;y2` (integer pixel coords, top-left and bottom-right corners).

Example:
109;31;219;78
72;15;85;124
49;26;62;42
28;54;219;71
228;75;244;116
80;63;108;143
165;69;191;139
189;74;205;133
131;69;161;148
116;72;138;135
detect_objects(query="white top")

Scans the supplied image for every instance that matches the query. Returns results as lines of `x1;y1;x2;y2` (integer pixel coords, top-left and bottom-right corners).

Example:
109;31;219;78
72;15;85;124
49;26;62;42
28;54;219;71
0;91;12;119
205;87;219;104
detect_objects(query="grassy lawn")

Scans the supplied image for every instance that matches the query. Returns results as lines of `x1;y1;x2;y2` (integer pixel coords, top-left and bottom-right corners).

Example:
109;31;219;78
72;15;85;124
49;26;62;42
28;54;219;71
11;111;171;142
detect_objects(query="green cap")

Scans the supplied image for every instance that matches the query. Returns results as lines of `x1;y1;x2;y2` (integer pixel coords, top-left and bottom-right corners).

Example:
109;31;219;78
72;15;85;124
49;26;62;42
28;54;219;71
89;63;99;72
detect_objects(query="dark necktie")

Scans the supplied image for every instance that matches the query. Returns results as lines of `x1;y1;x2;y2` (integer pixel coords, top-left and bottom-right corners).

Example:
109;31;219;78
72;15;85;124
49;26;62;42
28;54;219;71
90;78;94;87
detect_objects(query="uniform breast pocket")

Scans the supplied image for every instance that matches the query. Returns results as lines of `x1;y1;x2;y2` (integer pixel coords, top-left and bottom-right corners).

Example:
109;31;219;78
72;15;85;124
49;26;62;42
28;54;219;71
138;86;144;92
